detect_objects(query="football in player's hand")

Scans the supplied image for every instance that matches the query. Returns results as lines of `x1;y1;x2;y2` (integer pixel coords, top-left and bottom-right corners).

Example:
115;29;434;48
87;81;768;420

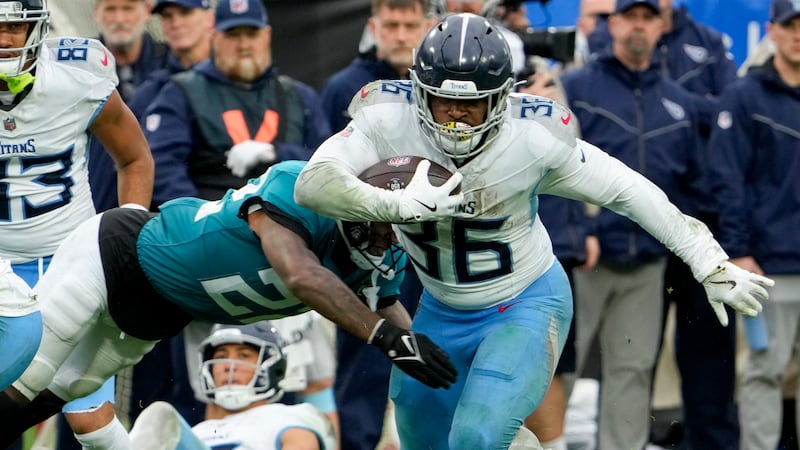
359;156;460;194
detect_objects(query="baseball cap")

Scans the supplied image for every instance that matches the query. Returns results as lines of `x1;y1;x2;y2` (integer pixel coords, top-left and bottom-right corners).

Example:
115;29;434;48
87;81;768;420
770;0;800;24
614;0;660;14
151;0;210;15
215;0;269;31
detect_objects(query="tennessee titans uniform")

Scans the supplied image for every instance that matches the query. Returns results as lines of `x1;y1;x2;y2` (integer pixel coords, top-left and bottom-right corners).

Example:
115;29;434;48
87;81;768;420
12;161;404;404
0;38;118;409
296;80;729;449
193;403;337;450
0;38;116;263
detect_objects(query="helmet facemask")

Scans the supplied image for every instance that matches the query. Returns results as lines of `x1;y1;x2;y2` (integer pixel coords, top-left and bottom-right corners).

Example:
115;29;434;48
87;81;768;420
336;220;400;278
198;325;287;411
0;0;50;78
411;71;513;160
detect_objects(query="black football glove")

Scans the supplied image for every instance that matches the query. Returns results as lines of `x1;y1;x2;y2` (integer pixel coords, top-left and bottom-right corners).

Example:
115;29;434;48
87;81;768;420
368;319;457;389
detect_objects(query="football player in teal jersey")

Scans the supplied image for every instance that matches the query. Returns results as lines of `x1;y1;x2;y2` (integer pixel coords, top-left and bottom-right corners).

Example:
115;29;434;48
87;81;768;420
0;160;456;445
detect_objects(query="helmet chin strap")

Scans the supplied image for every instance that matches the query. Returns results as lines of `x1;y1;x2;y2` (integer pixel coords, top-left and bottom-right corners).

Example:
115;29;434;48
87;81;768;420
0;72;35;94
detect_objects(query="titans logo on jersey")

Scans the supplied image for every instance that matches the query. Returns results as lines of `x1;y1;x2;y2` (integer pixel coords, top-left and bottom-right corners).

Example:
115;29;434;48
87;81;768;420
0;38;117;263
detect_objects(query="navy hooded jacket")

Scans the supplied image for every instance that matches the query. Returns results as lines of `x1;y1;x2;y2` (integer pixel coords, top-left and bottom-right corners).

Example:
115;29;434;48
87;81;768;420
708;58;800;274
562;51;704;265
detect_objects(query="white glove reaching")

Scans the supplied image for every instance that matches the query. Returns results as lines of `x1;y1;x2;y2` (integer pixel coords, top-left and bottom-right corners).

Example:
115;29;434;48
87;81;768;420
397;159;464;222
226;140;276;177
702;261;774;327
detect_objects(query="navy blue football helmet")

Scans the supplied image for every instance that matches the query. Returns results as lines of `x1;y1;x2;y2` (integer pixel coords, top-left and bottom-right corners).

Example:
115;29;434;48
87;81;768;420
411;13;514;159
199;322;287;411
0;0;50;77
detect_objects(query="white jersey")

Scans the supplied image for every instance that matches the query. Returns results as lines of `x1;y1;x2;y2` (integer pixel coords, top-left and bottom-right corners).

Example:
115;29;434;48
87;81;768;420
0;258;36;316
270;312;335;392
192;403;337;450
297;80;728;309
0;38;117;263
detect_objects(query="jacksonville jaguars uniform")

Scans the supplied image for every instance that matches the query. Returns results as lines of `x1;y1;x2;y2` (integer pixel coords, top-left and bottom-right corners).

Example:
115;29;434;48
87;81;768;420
12;161;405;405
295;79;729;449
0;37;118;403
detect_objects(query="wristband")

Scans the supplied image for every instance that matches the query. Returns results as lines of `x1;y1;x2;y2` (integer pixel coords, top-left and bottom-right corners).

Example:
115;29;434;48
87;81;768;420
297;387;336;413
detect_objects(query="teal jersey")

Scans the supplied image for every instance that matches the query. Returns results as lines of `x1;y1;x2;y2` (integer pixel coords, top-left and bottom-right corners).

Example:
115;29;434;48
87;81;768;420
137;161;404;324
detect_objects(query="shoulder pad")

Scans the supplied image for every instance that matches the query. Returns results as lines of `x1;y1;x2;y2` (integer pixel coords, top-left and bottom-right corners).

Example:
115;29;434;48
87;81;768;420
42;37;118;84
347;79;413;118
508;93;578;147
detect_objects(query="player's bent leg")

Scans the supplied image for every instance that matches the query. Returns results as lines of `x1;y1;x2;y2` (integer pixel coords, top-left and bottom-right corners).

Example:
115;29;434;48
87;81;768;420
389;290;469;450
62;377;132;450
130;401;211;450
71;402;129;450
450;322;562;450
0;388;67;446
0;311;42;390
524;374;567;450
390;364;463;450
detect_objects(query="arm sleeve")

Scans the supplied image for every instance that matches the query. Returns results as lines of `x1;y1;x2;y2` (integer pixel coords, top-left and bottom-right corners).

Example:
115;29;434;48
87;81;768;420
294;123;407;223
539;139;728;281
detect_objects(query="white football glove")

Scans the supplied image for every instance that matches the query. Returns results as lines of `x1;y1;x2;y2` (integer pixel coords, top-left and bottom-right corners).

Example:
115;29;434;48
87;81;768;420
225;140;276;177
702;261;774;327
397;159;464;222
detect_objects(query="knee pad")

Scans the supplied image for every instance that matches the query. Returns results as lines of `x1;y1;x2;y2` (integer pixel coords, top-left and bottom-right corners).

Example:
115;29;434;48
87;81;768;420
13;356;58;400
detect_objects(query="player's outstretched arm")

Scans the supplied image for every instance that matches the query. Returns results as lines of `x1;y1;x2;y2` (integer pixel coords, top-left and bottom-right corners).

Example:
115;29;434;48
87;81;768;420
540;139;774;326
90;90;154;209
248;210;457;389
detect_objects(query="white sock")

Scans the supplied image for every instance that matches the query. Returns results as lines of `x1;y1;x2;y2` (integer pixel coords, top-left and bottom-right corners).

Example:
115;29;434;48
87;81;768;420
74;416;131;450
540;436;567;450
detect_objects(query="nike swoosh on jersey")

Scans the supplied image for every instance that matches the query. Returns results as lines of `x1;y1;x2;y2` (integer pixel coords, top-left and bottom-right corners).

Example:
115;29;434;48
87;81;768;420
415;199;437;212
561;113;571;125
360;87;369;98
498;301;522;313
101;50;109;66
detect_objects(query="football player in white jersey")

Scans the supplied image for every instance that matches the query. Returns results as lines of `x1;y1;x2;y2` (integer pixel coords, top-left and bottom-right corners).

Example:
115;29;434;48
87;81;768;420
129;322;337;450
0;0;154;448
294;13;775;449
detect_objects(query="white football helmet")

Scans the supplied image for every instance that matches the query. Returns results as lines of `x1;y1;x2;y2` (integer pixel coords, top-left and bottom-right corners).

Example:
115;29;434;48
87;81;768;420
198;323;287;411
0;0;50;77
